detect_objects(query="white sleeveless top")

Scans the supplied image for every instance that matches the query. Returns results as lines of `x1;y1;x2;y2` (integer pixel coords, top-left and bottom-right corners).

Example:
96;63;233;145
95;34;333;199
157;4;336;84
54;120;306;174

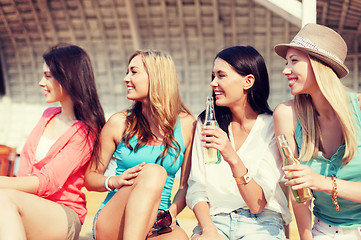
35;136;57;162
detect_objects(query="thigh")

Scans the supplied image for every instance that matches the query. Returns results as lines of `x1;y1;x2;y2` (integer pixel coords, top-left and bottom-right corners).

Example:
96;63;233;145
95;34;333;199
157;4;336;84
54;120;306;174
0;189;68;240
95;186;134;240
96;164;167;240
231;209;285;240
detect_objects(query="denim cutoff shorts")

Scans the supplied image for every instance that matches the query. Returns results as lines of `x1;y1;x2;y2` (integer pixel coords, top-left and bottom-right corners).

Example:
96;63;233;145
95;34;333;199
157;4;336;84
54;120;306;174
192;208;285;240
92;209;101;240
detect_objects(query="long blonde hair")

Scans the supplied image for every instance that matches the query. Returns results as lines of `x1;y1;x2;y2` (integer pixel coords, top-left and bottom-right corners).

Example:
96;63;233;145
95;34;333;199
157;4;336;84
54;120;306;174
123;50;191;165
295;56;356;165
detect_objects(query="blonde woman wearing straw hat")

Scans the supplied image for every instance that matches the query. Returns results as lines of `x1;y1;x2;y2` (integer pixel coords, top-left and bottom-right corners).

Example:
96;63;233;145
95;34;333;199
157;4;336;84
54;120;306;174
273;23;361;240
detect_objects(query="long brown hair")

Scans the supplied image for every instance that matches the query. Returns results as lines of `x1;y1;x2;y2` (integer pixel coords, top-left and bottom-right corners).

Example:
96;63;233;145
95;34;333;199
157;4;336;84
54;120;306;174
43;43;105;163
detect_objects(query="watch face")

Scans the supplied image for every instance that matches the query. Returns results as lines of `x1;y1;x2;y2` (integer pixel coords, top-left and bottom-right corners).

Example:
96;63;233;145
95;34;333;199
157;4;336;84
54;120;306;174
234;170;252;185
244;174;251;183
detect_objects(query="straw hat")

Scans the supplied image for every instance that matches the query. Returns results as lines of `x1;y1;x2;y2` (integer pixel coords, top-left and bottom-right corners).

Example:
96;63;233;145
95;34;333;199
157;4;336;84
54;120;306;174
274;23;349;78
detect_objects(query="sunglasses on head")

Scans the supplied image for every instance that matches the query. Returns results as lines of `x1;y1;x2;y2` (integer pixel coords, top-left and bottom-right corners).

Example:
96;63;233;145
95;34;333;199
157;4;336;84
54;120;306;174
155;209;172;235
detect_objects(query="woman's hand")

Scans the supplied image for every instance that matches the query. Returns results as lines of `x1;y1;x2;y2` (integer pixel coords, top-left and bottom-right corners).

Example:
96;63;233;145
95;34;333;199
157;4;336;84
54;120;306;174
201;125;238;164
108;162;145;189
283;164;329;192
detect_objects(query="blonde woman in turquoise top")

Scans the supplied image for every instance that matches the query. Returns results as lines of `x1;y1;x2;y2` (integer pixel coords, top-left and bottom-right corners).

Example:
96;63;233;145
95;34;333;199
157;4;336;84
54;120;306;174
273;23;361;240
85;50;196;240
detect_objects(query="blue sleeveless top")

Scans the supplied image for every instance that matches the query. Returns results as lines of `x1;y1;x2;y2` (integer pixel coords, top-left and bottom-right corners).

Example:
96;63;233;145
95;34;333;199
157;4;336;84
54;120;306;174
99;116;185;211
295;92;361;229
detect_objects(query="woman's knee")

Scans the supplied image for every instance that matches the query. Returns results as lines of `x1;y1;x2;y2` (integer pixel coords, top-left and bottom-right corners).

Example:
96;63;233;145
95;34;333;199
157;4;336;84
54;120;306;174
0;189;17;204
136;163;167;188
0;189;19;212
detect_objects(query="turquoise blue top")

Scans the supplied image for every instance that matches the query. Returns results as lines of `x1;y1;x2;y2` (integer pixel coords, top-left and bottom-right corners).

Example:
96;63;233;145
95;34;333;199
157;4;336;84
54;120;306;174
99;116;185;211
295;92;361;229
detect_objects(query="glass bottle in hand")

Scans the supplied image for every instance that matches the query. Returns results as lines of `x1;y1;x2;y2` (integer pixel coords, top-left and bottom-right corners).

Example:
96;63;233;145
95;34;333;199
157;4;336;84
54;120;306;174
203;97;221;164
277;134;313;203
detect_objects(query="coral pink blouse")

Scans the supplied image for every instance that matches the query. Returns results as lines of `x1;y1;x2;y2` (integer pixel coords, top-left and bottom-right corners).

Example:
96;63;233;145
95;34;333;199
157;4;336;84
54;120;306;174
18;107;94;223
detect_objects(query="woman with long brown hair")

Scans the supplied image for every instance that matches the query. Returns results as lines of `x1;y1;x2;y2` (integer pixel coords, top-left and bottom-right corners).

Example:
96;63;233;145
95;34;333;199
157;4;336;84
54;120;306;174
0;43;105;240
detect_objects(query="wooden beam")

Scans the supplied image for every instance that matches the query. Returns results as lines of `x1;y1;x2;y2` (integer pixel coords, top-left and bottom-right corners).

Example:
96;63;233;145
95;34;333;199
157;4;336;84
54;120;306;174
39;0;59;43
125;0;141;50
348;53;361;57
254;0;302;27
110;0;126;62
301;0;317;26
59;0;77;43
161;0;170;50
76;1;92;43
0;6;25;100
27;0;47;45
7;1;40;102
91;0;116;106
319;2;328;25
231;0;237;45
352;57;359;91
265;10;271;64
254;0;316;26
354;9;361;39
338;0;350;34
212;0;224;50
142;0;154;47
176;0;190;100
195;0;205;85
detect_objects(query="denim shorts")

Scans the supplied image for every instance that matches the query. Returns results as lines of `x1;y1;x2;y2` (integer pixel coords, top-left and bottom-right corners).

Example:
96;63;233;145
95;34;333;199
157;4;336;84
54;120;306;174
192;208;285;240
312;217;361;240
92;209;101;240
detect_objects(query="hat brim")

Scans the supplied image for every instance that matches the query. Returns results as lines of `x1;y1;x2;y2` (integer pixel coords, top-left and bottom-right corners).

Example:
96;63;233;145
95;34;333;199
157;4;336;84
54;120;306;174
274;44;349;78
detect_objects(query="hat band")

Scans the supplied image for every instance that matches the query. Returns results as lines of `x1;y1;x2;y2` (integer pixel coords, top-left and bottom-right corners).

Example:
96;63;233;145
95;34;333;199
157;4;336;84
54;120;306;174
290;36;343;64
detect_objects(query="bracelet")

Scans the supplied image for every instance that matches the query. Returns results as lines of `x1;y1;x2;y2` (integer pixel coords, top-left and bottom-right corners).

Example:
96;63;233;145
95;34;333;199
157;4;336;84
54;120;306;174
331;175;339;211
104;176;114;192
234;169;252;185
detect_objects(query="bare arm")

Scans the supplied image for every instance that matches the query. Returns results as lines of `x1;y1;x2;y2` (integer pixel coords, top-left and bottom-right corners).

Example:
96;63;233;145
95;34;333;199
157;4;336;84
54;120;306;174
201;126;266;213
85;112;142;192
192;202;219;236
291;196;313;240
273;101;313;240
168;113;196;219
0;176;39;194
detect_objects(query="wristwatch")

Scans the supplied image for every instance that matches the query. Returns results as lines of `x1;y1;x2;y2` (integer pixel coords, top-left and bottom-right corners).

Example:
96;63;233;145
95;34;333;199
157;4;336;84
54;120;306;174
234;169;252;185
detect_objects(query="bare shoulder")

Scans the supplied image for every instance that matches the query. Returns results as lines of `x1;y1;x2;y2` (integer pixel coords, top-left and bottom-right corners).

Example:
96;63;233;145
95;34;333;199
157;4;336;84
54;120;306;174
179;112;197;146
179;111;196;126
273;99;298;136
102;112;128;140
106;112;127;127
273;99;295;120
